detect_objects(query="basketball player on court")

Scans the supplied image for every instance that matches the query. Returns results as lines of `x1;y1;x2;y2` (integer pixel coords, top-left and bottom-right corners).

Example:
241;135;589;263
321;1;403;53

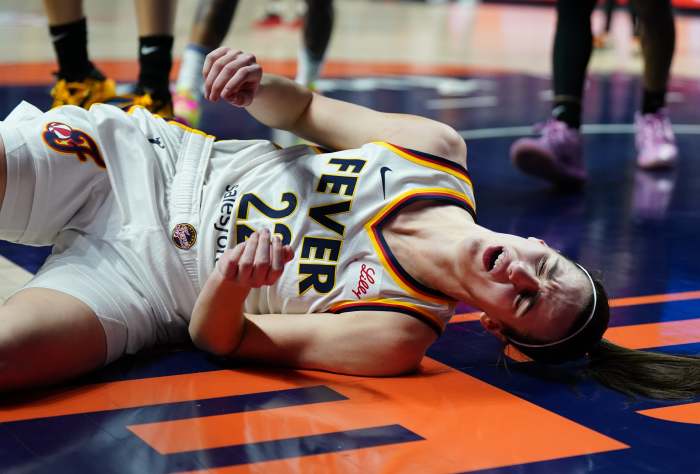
0;48;697;400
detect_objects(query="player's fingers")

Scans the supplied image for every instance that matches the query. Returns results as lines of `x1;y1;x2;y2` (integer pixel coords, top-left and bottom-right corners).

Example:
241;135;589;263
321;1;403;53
208;52;258;103
218;241;245;280
283;245;295;263
237;231;259;282
221;64;262;107
265;234;285;285
202;46;230;79
251;228;271;287
206;50;240;102
204;49;242;101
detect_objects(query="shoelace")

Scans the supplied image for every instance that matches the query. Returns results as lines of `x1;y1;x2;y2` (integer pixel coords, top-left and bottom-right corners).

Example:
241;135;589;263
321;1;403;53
534;119;570;143
532;119;582;166
639;114;670;147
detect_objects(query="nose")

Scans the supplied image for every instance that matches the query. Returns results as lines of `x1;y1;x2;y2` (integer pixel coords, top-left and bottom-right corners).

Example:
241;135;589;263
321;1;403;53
508;261;540;292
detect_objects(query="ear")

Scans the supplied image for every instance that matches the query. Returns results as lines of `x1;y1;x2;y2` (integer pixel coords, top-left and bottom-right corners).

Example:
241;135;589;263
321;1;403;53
527;236;547;247
478;313;508;343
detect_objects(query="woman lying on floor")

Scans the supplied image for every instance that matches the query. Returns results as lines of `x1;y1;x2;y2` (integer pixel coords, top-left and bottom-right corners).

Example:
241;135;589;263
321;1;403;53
0;48;697;399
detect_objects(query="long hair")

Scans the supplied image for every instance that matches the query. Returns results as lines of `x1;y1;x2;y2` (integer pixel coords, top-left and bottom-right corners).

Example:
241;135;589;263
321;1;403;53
585;339;700;400
509;270;700;400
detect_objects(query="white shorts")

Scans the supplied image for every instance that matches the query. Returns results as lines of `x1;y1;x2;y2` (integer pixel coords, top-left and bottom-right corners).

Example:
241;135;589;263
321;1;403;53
0;102;213;363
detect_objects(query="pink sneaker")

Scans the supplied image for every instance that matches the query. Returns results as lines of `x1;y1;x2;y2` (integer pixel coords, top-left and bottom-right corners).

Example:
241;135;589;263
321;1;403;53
510;119;586;187
635;109;678;170
173;88;202;128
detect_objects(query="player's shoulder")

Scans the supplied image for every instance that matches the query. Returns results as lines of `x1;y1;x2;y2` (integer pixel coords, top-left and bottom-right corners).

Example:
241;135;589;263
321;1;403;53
363;141;468;170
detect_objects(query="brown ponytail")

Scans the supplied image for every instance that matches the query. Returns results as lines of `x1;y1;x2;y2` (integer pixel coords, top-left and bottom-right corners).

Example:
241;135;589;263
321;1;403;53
584;339;700;400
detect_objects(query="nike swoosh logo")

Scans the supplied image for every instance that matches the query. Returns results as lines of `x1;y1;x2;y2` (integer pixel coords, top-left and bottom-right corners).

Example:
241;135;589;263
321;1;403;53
148;137;165;149
50;32;68;43
380;166;392;199
140;45;159;55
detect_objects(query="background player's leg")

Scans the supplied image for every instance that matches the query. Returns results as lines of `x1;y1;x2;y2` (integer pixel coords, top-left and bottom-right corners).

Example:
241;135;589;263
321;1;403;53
631;0;677;169
0;288;107;392
174;0;239;127
509;0;596;187
296;0;334;88
633;0;675;112
42;0;82;27
133;0;177;116
551;0;597;129
42;0;115;108
593;0;615;48
187;0;238;50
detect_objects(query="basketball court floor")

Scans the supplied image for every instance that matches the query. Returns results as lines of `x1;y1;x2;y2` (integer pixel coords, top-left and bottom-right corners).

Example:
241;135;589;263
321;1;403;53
1;1;700;472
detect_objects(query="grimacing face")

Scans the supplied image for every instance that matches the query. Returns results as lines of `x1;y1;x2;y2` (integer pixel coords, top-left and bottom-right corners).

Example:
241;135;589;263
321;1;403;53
463;233;592;344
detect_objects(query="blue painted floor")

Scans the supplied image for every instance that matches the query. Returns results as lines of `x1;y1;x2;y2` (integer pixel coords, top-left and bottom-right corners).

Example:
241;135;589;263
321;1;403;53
1;72;699;473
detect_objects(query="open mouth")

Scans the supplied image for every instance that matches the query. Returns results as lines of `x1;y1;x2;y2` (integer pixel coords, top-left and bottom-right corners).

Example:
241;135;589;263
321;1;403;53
483;246;505;272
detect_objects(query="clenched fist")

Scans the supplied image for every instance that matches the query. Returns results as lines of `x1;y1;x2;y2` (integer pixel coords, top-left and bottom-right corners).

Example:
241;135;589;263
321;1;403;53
203;47;263;107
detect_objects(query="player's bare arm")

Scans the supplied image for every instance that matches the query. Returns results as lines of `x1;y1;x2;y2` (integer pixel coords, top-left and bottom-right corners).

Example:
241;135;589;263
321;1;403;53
189;228;293;355
237;310;436;376
190;228;436;376
202;47;467;167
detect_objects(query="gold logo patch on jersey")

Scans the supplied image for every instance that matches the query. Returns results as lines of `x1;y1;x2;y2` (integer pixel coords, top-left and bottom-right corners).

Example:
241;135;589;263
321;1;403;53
172;223;197;250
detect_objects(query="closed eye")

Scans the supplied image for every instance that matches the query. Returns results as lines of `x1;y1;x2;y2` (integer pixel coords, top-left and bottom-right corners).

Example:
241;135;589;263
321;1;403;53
516;258;547;315
516;290;538;316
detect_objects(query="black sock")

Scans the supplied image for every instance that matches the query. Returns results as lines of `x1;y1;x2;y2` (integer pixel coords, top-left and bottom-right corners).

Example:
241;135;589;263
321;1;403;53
552;0;596;121
552;100;582;129
138;35;173;98
49;17;93;81
642;89;666;115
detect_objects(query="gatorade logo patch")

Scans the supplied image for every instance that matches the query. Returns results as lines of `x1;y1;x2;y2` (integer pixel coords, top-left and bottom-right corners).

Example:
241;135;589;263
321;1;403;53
43;121;105;168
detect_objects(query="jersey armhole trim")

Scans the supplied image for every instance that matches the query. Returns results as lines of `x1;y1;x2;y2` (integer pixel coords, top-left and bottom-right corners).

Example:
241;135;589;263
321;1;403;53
371;141;471;188
328;299;444;336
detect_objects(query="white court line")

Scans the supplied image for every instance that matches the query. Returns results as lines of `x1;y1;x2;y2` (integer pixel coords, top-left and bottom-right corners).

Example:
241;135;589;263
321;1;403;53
0;255;32;303
426;96;498;110
459;123;700;140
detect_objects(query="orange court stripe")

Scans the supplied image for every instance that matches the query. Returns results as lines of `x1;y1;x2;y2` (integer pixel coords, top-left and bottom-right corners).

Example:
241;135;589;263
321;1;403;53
0;369;318;423
0;59;509;86
449;290;700;325
637;402;700;425
450;316;700;352
134;358;625;473
450;311;481;323
608;290;700;307
603;319;700;349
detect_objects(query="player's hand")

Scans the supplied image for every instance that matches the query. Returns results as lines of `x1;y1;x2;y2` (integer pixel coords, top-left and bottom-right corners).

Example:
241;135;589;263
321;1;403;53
203;47;262;107
216;228;294;288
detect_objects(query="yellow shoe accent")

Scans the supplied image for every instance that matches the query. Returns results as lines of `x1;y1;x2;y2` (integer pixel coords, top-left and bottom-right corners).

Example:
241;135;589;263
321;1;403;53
130;92;174;117
50;76;116;109
107;91;175;119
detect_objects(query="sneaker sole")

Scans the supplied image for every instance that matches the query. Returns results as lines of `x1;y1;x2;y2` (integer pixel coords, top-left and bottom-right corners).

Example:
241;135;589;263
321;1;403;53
637;157;677;171
513;148;586;189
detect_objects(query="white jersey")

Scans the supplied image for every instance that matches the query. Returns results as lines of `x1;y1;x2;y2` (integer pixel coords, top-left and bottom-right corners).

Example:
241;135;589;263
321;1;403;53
200;140;476;334
0;101;475;361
